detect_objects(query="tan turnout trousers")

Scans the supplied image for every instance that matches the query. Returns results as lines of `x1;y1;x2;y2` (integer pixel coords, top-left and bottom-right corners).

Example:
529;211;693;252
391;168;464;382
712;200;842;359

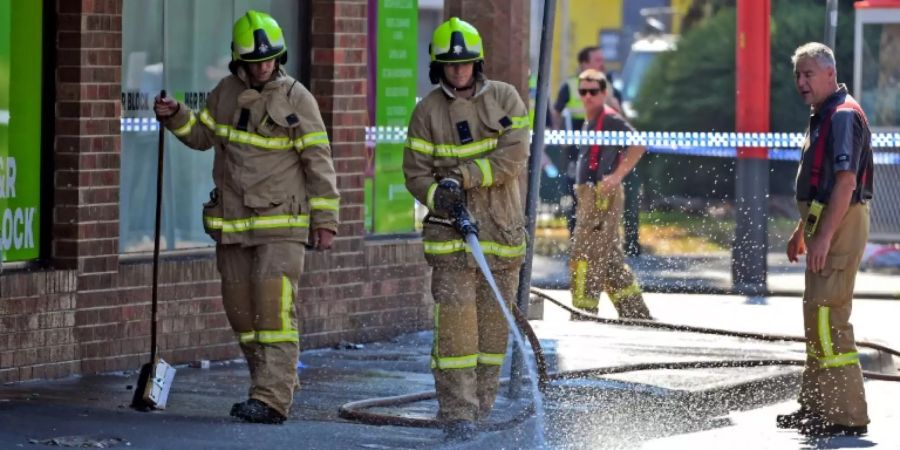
797;202;870;427
431;267;519;422
569;184;650;319
217;242;305;417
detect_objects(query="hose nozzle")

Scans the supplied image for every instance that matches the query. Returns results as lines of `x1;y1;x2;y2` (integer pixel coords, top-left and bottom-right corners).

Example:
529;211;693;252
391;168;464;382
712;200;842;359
453;205;478;237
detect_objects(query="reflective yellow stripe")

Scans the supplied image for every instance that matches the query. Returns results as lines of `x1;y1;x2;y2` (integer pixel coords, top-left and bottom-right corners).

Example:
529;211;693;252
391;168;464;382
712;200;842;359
256;330;299;344
431;354;479;370
572;260;590;308
820;352;860;368
199;108;216;130
204;214;310;233
199;110;329;151
815;306;859;368
226;128;294;149
295;131;329;151
422;239;526;258
281;276;295;335
172;111;197;136
818;306;834;357
406;136;498;158
407;137;434;154
474;158;493;187
480;240;527;258
565;77;586;119
510;115;530;129
609;282;642;304
424;240;468;255
433;303;440;357
478;353;505;366
238;331;256;343
426;183;438;210
310;197;340;211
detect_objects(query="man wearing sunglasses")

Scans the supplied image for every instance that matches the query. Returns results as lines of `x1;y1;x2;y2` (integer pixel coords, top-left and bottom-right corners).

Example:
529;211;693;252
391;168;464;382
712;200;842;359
568;69;651;320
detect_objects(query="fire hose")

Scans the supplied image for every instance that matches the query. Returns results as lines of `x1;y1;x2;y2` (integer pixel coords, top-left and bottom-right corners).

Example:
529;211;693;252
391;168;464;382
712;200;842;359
339;286;900;428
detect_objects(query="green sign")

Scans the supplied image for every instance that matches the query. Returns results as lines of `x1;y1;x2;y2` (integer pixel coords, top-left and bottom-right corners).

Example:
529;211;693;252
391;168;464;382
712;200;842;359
371;0;417;233
0;1;42;262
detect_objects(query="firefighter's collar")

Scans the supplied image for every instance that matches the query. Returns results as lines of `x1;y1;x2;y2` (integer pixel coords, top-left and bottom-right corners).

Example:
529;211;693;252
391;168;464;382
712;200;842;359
440;73;489;99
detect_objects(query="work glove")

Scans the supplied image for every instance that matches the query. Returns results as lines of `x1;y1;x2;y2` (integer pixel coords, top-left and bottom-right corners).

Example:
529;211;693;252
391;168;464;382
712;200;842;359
453;206;479;237
433;178;464;214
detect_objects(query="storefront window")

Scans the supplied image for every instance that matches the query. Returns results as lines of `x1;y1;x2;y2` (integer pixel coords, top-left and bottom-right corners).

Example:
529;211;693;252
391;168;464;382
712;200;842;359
120;0;302;252
365;0;418;234
859;22;900;130
0;1;43;263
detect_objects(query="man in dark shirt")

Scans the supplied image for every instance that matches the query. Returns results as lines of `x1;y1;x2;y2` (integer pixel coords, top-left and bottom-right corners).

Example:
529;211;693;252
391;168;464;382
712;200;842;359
777;42;874;437
568;69;650;320
551;47;622;237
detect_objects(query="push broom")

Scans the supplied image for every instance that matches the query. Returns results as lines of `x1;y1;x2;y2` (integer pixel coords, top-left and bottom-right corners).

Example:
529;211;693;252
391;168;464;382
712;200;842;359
131;90;176;411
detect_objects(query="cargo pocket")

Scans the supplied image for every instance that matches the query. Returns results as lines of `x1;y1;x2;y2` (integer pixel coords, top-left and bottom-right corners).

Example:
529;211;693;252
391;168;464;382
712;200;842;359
807;253;853;303
244;191;287;216
202;188;222;242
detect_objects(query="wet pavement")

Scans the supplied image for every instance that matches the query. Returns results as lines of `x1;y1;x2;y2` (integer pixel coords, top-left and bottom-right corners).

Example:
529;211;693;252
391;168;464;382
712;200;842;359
531;252;900;298
1;254;899;449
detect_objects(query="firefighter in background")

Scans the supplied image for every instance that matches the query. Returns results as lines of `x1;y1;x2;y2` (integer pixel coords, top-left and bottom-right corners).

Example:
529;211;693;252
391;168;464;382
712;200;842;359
569;69;651;320
551;46;621;238
402;17;529;441
153;10;339;424
777;42;872;437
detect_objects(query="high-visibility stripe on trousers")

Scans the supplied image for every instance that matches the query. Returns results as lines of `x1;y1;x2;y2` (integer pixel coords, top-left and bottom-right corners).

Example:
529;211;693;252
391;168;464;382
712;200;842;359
217;242;305;417
569;184;651;319
797;202;869;427
431;266;520;422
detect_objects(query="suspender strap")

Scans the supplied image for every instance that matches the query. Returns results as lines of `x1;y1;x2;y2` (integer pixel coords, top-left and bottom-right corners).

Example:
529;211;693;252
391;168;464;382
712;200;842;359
808;98;868;199
587;105;618;172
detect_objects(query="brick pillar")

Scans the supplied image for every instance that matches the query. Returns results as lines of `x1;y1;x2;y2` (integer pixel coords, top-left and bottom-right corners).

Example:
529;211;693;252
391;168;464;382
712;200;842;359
443;0;530;99
309;0;368;242
54;0;122;280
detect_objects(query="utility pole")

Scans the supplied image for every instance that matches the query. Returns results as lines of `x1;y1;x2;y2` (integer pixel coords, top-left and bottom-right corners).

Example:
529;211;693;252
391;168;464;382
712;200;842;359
510;0;556;398
732;0;770;295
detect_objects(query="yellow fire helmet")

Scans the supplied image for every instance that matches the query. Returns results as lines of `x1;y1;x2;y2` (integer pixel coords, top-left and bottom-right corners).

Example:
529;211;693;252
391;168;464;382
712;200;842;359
429;17;484;63
231;10;287;64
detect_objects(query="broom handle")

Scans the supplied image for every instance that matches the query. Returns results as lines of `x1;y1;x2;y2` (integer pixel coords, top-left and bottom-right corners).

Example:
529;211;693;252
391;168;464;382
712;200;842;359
151;89;167;363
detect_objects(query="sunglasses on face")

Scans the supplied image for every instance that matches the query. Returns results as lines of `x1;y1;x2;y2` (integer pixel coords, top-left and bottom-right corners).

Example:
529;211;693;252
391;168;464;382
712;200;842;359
578;88;602;97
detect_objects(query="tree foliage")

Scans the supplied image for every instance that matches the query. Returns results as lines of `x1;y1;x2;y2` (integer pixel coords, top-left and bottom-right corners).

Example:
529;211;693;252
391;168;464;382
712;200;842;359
632;0;856;200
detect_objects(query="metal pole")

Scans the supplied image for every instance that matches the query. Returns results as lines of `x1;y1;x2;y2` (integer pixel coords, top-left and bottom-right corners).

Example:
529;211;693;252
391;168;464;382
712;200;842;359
510;0;556;398
732;0;770;295
824;0;839;50
623;171;641;256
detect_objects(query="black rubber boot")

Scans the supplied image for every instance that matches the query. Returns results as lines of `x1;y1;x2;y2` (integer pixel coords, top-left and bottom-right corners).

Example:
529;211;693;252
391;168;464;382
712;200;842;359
776;407;813;429
443;420;477;441
230;399;286;424
799;416;867;437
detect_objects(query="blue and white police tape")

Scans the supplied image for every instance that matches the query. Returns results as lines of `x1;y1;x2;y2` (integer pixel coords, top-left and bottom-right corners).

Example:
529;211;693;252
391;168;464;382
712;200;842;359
121;117;161;132
119;120;900;164
364;126;900;164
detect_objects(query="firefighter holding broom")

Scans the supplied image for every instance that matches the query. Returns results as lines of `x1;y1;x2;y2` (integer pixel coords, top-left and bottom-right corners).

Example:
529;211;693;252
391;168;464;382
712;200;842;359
153;10;339;424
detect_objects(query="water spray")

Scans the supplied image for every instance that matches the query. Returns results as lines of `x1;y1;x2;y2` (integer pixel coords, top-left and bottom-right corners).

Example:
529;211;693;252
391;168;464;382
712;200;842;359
451;205;547;445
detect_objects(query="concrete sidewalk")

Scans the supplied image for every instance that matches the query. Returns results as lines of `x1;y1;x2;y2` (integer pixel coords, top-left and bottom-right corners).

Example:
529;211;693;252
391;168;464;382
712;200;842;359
1;291;898;449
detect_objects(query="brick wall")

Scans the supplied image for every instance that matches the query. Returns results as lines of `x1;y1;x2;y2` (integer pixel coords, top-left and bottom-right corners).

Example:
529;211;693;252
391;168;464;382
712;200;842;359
304;0;431;348
0;0;430;384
